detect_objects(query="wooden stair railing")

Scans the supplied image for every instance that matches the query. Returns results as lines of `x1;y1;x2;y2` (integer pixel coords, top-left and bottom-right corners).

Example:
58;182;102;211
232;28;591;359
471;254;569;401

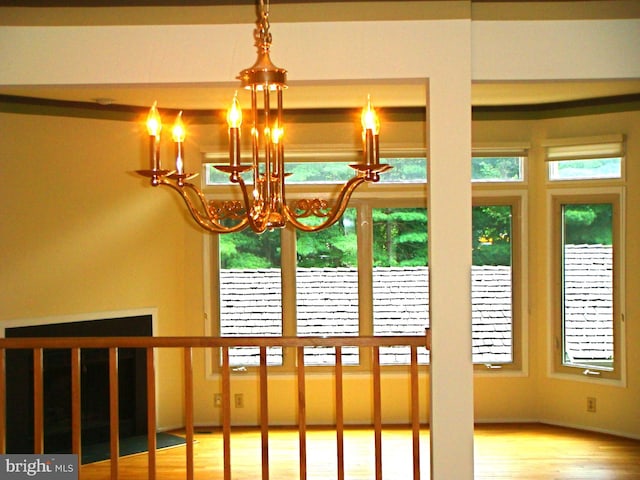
0;335;428;480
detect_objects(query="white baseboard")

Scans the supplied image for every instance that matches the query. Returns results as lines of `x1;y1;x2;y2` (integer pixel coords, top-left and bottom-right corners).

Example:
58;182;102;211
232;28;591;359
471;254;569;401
156;424;185;433
158;418;640;441
538;418;640;441
474;418;539;425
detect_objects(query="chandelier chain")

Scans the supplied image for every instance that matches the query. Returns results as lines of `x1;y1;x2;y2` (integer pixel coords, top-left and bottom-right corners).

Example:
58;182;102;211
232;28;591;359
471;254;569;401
257;0;272;49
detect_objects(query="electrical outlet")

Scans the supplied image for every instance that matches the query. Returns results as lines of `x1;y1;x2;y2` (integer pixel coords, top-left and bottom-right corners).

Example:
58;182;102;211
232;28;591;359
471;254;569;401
234;393;244;408
214;393;222;408
587;397;597;413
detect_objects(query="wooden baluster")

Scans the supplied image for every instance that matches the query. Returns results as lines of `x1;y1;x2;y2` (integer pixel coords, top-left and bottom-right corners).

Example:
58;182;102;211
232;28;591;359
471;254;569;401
373;345;382;480
0;348;5;454
71;347;82;459
222;347;231;480
0;334;434;479
335;346;345;480
297;346;307;480
410;345;421;480
109;347;119;480
259;346;269;480
184;347;195;480
146;348;157;480
33;348;44;454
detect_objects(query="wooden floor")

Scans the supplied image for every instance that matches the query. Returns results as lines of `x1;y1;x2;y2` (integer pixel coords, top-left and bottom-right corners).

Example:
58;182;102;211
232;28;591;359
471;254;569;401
80;423;640;480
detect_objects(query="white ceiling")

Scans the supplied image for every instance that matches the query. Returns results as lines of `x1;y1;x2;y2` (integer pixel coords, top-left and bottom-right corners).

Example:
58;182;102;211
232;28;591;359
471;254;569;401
1;1;638;110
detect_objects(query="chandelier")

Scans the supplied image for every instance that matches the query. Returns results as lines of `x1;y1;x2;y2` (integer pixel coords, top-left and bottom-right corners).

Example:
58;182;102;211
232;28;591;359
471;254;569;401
137;0;390;234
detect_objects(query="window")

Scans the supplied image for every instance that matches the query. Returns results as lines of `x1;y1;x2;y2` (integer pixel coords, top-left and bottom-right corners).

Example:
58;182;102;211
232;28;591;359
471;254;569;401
372;207;430;365
552;193;623;380
472;148;527;183
472;202;517;367
471;150;525;370
549;158;621;181
472;157;524;182
296;209;359;365
285;158;427;185
375;158;427;184
205;157;427;185
370;200;522;368
208;154;523;372
546;135;624;181
218;229;283;366
546;134;625;381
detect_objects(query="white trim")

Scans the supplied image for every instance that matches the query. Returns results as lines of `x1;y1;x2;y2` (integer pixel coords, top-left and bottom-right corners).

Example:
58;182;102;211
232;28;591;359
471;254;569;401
156;423;185;433
547;370;626;388
477;419;640;442
0;307;158;337
0;307;161;431
474;418;539;424
539;419;640;442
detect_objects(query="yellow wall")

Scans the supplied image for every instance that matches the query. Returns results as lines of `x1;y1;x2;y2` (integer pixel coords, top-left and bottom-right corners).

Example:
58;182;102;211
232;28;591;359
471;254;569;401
529;111;640;436
473;110;640;436
0;111;198;428
1;106;638;437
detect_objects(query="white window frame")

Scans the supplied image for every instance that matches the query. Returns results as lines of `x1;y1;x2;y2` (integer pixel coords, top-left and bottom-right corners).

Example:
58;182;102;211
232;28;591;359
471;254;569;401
203;155;527;376
544;134;625;183
470;191;528;375
547;185;627;386
472;143;529;184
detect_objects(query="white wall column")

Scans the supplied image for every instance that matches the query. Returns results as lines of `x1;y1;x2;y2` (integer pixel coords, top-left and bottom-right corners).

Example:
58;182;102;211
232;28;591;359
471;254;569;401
427;45;474;480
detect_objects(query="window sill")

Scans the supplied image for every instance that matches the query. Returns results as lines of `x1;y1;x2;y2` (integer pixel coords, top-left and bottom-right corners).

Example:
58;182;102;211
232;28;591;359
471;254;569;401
548;370;626;388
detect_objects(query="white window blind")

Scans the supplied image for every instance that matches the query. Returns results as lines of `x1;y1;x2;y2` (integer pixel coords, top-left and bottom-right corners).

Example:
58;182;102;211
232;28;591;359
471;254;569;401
544;134;625;161
472;142;530;158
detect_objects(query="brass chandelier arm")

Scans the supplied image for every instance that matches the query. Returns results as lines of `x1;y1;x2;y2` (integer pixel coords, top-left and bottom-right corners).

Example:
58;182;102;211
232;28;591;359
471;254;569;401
282;175;366;233
157;178;249;234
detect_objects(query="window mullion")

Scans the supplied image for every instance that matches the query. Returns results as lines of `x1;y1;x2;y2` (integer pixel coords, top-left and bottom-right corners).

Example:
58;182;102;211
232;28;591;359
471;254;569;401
281;226;298;370
358;204;374;337
357;204;374;371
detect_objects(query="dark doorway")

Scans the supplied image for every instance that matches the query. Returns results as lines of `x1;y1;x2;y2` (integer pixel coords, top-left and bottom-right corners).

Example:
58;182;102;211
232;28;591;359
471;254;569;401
5;314;152;455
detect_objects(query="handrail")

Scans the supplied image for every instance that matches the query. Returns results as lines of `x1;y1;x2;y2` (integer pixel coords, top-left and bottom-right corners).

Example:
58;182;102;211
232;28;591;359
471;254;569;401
0;335;427;349
0;334;429;480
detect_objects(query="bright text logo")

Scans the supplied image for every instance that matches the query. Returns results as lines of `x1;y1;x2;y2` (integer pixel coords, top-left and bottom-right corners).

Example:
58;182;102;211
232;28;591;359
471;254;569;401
0;455;77;480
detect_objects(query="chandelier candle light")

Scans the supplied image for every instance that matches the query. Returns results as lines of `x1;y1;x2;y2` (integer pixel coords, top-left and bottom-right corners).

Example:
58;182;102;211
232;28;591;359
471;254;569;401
137;0;390;234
